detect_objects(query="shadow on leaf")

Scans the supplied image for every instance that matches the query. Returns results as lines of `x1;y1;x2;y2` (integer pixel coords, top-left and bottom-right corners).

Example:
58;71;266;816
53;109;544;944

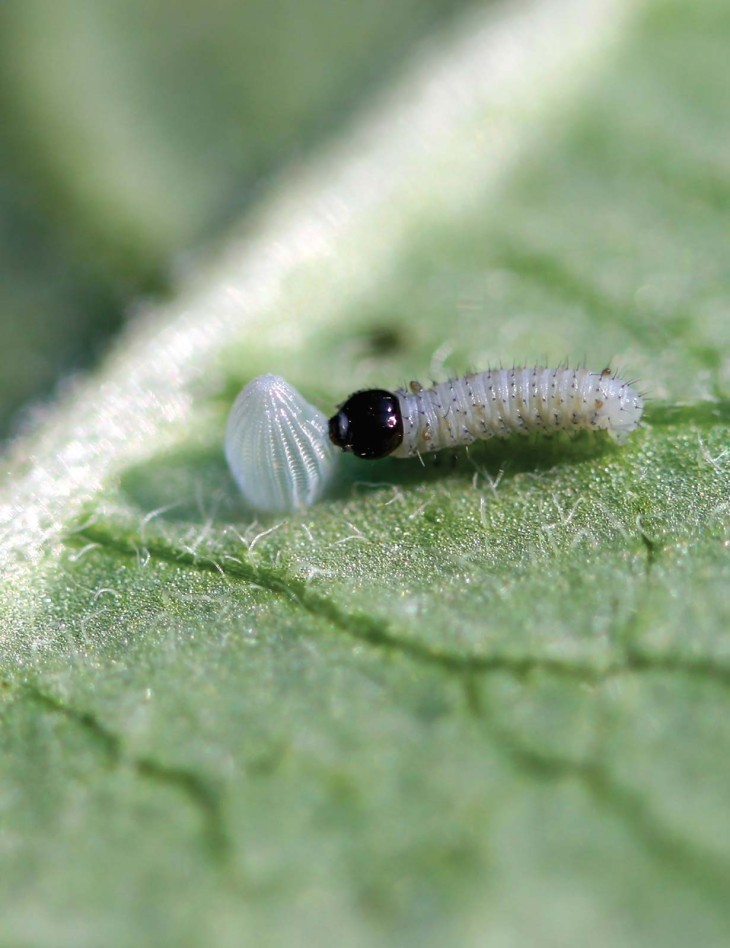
119;426;626;526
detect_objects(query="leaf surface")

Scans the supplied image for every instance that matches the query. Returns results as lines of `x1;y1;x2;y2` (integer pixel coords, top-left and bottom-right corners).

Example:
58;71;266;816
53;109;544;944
1;0;730;944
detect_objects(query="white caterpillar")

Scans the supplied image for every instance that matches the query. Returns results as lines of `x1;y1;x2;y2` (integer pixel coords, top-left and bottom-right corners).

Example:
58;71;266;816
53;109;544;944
328;367;644;459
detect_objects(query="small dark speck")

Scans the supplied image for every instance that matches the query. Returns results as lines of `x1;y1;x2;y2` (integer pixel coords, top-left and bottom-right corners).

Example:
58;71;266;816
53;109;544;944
362;325;405;356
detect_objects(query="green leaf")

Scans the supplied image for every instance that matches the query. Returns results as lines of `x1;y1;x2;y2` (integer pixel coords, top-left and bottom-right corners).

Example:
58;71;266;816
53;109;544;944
0;0;471;432
2;0;730;943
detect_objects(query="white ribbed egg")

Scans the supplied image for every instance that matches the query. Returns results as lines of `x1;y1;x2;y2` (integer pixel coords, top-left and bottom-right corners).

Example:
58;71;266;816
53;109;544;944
225;375;337;513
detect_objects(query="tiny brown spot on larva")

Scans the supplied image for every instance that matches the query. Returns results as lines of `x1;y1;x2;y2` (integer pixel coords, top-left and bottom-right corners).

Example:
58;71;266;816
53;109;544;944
595;399;604;410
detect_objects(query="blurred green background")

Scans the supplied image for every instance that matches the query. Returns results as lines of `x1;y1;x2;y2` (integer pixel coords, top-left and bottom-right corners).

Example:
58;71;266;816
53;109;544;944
0;0;476;436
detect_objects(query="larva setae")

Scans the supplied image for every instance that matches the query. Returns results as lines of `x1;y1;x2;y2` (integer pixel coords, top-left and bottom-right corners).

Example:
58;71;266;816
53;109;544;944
226;374;337;513
328;367;644;459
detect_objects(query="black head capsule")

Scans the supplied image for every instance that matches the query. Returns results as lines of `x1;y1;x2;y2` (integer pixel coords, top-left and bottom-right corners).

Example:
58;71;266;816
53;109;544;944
328;389;404;460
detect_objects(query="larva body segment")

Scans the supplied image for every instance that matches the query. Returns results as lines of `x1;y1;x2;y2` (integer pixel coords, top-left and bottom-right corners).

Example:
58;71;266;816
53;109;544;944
393;368;643;456
226;374;337;513
328;367;644;460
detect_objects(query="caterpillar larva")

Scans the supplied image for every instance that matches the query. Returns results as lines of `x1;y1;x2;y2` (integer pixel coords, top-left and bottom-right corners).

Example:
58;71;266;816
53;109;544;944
225;374;337;513
328;367;644;460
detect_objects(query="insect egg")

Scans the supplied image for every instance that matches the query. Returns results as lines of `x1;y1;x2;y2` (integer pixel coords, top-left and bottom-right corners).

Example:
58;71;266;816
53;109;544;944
226;374;337;513
328;366;644;459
